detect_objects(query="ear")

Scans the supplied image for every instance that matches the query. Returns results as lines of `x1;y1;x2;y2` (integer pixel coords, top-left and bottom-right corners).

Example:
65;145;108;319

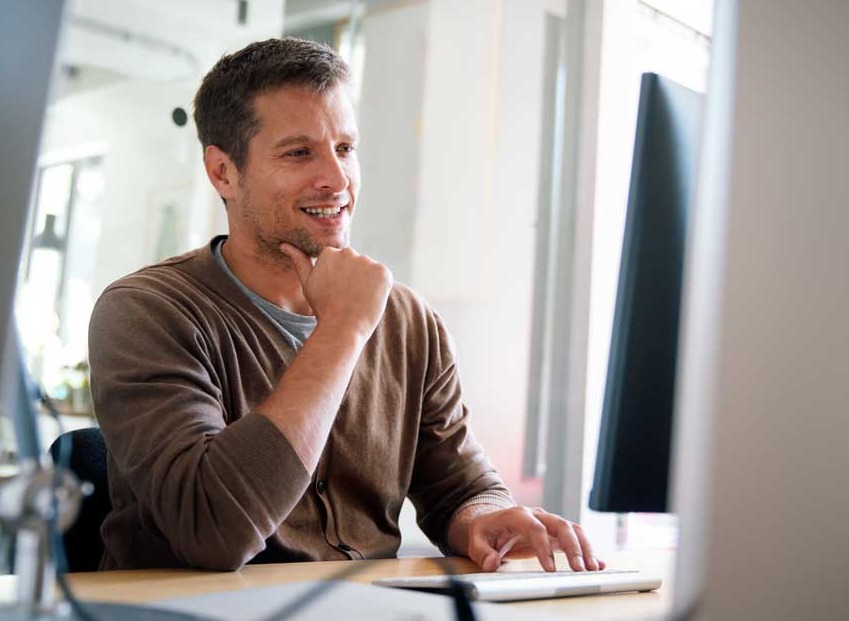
204;145;241;204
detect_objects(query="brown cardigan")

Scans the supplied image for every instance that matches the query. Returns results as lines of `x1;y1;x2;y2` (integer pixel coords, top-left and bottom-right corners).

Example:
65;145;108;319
88;239;512;570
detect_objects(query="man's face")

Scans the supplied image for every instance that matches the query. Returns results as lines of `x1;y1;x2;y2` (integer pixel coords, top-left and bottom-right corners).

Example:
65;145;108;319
228;84;360;263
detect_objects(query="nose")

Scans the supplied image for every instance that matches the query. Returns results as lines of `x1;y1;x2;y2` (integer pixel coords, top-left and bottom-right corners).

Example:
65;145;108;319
313;149;349;193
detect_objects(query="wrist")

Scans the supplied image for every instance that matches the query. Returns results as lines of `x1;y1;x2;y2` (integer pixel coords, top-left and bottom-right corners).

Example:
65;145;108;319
310;319;372;351
446;503;506;557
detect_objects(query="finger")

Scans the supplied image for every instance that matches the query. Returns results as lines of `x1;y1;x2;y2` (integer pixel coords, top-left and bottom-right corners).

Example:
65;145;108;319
571;522;604;571
535;512;586;572
522;515;556;572
279;243;313;286
496;534;522;561
466;531;502;573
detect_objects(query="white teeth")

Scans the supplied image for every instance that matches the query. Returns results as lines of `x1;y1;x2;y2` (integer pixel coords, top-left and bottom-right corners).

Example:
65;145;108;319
304;206;343;217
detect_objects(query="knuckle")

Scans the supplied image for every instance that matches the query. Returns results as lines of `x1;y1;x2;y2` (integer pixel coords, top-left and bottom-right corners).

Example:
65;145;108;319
552;521;571;537
529;521;547;536
555;515;573;528
518;506;535;518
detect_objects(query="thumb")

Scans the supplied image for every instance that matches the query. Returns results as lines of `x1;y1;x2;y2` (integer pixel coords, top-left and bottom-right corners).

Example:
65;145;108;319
279;243;313;287
467;536;502;573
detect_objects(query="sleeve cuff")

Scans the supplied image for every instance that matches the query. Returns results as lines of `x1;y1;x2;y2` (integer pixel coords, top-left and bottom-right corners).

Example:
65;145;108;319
448;490;516;525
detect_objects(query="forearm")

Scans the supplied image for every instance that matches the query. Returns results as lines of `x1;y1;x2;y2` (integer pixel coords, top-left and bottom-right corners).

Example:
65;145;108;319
256;321;368;473
90;287;316;569
260;244;392;473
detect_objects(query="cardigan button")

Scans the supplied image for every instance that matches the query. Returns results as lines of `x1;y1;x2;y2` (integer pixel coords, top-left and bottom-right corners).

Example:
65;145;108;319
316;480;327;495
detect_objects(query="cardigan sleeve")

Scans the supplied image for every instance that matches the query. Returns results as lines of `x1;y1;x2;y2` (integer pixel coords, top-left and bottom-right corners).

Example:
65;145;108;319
405;308;514;550
89;283;310;570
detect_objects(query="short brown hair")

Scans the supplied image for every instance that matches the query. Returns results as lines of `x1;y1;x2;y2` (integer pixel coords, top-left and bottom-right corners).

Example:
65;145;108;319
193;37;350;170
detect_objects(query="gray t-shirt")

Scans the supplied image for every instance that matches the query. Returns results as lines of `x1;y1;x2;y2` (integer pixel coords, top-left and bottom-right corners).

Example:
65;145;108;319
213;238;316;351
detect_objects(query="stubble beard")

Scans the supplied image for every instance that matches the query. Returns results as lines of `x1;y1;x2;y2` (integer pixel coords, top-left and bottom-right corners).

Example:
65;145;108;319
252;216;351;269
256;227;326;266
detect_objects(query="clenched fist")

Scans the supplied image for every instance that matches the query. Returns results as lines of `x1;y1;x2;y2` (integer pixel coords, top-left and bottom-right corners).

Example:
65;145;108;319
280;243;393;342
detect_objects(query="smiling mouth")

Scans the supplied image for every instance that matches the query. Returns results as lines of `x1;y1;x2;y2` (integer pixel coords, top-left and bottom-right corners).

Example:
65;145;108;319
300;204;348;218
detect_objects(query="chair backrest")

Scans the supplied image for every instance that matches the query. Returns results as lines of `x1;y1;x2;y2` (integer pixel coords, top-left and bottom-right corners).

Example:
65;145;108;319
48;427;111;572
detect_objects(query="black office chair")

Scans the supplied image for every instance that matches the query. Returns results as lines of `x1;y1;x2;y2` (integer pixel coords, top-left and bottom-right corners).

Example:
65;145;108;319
48;427;111;572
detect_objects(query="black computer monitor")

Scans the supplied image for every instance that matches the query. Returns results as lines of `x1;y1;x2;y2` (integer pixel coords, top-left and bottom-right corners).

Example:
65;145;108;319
589;73;704;513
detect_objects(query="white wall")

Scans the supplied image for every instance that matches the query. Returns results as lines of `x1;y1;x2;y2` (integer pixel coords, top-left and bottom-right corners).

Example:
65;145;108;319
412;0;501;302
352;1;565;510
40;78;220;299
351;0;568;550
356;0;569;507
352;2;429;284
415;0;569;505
39;0;288;300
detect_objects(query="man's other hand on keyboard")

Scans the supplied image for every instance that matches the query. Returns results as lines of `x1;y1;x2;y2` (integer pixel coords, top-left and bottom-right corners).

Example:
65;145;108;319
446;505;606;573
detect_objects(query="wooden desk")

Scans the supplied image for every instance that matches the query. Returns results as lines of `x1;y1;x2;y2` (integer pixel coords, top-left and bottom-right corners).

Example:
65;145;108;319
59;549;675;620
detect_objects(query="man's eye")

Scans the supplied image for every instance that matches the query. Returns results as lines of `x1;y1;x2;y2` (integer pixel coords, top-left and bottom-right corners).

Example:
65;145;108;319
286;148;310;157
337;145;356;155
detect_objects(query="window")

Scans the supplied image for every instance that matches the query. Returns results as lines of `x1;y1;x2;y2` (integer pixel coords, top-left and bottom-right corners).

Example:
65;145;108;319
17;156;105;415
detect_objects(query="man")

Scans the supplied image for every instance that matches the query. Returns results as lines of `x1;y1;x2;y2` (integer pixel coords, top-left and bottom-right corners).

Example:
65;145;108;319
89;37;604;573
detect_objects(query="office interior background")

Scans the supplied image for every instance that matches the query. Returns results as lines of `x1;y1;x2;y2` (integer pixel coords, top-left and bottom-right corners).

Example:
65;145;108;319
3;0;713;557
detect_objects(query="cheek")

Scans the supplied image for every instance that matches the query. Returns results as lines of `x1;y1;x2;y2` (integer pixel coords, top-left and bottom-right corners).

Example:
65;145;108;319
347;165;361;195
266;181;296;213
349;159;361;180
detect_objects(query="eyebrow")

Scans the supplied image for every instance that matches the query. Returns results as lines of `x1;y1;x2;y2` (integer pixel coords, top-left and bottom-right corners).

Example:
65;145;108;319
272;135;312;150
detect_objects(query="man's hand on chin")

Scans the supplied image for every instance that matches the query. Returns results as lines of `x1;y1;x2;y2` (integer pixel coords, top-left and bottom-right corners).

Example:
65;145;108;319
447;505;605;573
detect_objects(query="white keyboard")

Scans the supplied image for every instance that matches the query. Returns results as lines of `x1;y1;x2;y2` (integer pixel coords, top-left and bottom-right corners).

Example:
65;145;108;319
439;569;639;581
374;569;662;602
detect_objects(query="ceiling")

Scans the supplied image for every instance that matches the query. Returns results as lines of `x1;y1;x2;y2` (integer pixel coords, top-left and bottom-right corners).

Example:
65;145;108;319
58;0;362;89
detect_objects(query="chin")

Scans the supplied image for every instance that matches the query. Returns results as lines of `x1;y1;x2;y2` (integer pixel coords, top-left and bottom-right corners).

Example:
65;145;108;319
319;234;351;252
262;226;350;260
